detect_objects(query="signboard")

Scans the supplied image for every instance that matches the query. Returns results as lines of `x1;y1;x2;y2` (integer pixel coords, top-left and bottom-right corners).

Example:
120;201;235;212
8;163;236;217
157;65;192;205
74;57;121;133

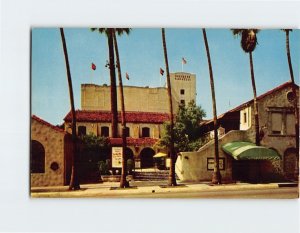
135;161;141;169
112;147;123;168
207;157;225;171
165;158;171;168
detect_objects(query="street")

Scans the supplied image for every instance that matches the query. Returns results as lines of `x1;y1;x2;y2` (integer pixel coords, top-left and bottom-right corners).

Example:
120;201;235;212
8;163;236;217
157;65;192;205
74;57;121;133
31;182;299;199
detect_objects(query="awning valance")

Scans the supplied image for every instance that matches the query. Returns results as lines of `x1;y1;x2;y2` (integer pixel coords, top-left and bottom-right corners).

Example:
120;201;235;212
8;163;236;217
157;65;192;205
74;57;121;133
153;152;167;158
222;141;280;160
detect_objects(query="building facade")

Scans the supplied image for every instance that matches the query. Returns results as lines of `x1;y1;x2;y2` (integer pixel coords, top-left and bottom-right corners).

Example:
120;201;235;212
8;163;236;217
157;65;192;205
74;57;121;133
31;115;72;187
176;82;299;182
81;72;196;113
65;72;196;168
64;110;170;168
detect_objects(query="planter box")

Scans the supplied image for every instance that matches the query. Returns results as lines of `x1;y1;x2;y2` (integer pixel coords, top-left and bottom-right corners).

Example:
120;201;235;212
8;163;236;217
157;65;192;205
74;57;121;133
101;175;133;182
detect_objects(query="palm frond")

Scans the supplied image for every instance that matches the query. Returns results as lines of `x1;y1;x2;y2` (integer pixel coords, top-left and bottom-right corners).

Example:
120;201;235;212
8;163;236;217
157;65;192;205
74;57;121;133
115;28;131;36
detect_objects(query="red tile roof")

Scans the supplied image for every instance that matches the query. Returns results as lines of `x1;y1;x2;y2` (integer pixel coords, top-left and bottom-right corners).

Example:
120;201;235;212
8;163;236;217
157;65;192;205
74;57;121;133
109;137;158;146
32;115;65;133
64;110;170;123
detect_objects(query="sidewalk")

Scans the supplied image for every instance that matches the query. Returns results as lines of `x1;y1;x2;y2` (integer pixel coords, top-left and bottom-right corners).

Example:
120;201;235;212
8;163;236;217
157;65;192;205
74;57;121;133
30;180;298;198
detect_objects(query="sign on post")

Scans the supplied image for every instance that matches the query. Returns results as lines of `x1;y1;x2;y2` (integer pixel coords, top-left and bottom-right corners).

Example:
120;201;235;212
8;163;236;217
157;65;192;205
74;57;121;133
112;147;123;168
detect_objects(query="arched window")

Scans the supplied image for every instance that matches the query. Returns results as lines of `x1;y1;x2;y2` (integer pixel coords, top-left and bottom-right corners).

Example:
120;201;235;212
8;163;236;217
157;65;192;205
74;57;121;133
78;126;86;136
101;126;109;137
31;140;45;173
142;127;150;137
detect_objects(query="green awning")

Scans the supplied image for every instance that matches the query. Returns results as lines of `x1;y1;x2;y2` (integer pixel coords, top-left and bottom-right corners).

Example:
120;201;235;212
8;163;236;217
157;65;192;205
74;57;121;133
153;152;167;158
222;141;280;160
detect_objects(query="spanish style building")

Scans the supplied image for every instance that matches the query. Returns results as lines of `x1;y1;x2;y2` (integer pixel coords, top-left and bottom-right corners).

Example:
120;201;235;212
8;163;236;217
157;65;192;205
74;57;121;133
31;115;73;187
176;81;299;182
64;72;196;168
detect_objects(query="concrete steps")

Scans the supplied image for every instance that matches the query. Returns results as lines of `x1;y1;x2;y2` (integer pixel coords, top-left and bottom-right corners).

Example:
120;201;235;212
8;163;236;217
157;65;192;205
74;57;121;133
134;170;179;181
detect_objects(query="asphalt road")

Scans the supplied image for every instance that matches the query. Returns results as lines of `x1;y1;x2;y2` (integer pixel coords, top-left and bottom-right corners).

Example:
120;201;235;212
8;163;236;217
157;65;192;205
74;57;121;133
97;187;298;198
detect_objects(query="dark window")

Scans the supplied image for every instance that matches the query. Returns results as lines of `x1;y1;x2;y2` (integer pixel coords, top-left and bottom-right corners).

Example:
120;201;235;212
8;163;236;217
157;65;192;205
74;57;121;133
78;126;86;136
101;126;109;137
142;127;150;137
31;140;45;173
180;89;185;95
243;112;247;123
180;100;185;106
125;127;130;137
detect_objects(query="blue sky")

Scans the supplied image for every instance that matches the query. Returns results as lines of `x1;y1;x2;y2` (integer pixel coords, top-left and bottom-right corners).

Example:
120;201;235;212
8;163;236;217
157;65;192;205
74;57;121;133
31;28;300;125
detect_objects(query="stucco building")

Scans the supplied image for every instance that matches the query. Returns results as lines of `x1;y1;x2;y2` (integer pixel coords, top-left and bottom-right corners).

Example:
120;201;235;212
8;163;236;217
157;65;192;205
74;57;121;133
64;111;169;168
64;72;196;168
176;82;299;182
81;72;196;114
31;115;73;187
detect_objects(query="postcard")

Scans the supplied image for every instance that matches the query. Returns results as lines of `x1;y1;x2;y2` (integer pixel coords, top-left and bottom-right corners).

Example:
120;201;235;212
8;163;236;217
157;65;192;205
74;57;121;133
30;28;299;198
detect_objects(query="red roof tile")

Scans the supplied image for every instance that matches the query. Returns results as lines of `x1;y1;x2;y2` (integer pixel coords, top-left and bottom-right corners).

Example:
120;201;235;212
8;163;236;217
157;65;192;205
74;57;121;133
64;110;170;123
32;115;65;133
109;137;158;146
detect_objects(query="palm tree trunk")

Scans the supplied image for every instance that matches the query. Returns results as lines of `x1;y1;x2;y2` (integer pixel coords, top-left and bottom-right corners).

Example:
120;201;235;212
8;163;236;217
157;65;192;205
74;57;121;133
107;28;118;138
60;28;80;190
202;29;221;184
161;28;177;186
249;52;260;146
285;30;299;178
113;30;129;188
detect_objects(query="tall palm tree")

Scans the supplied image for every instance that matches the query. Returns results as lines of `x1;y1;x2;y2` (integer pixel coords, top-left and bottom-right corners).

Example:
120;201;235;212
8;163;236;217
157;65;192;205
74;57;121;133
232;29;260;145
282;29;299;177
202;29;222;184
91;28;131;139
112;29;131;188
91;28;118;138
161;28;177;186
60;28;80;190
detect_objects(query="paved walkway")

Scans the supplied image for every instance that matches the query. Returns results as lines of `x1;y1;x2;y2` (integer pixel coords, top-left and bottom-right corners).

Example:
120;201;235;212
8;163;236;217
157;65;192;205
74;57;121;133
30;181;298;198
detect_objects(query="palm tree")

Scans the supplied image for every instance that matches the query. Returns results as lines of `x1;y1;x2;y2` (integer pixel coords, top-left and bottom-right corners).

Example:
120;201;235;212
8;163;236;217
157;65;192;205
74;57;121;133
202;29;221;184
282;29;299;178
232;29;260;145
91;28;131;139
60;28;80;190
161;28;177;186
112;29;131;188
91;28;118;138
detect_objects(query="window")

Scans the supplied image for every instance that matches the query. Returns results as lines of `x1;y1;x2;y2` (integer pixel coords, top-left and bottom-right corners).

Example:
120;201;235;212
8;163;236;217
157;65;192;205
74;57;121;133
207;158;225;171
243;112;247;123
31;140;45;173
269;108;295;136
180;89;185;95
142;127;150;137
180;100;185;106
125;127;130;137
101;126;109;137
286;113;296;135
78;126;86;136
271;113;282;134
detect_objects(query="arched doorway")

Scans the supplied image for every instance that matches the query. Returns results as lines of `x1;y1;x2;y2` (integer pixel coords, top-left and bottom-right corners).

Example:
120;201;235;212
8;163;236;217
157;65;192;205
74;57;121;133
125;147;134;160
140;147;155;168
31;140;45;173
284;148;298;180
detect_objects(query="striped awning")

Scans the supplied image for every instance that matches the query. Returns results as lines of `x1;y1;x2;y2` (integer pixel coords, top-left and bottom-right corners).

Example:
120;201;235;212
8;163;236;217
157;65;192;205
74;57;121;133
222;141;280;160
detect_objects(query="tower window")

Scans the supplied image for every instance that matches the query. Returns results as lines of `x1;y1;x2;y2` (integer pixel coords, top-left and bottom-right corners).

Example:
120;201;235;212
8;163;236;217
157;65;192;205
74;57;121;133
180;89;185;95
180;100;185;106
